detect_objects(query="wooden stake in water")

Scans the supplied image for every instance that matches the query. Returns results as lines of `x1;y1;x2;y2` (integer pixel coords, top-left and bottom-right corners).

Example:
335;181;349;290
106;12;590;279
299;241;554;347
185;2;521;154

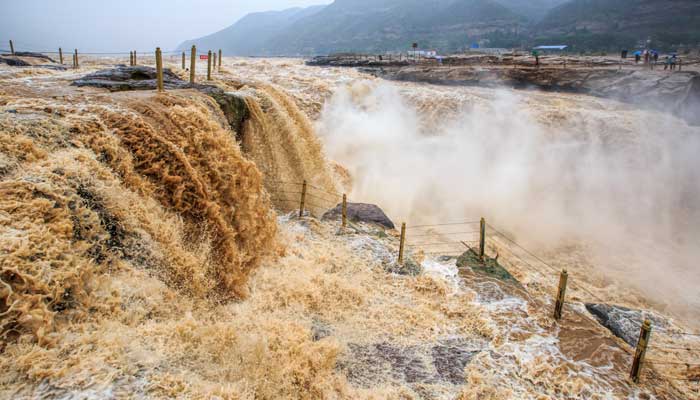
155;47;164;92
74;49;79;69
553;269;568;320
59;48;64;64
630;320;652;383
182;52;185;69
299;180;307;218
212;52;217;71
342;194;347;228
133;51;137;66
398;223;406;264
190;46;196;84
479;217;486;260
218;49;222;68
129;51;133;66
9;40;14;55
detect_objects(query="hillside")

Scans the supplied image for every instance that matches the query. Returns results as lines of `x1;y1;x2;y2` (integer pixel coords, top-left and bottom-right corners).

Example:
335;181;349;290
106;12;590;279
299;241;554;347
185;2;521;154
179;0;700;55
494;0;568;21
179;0;525;55
176;6;325;55
266;0;524;54
536;0;700;50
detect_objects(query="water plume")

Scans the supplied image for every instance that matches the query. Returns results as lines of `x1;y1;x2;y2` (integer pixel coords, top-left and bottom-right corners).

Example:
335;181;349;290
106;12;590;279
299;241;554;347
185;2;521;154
317;80;700;321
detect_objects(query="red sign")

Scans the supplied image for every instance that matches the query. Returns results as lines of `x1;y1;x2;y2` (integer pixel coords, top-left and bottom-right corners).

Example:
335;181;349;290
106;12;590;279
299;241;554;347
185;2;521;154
199;55;208;60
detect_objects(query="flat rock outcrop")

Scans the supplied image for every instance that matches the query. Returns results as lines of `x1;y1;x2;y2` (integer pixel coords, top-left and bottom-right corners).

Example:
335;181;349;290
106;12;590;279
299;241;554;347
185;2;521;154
73;66;188;91
0;52;63;69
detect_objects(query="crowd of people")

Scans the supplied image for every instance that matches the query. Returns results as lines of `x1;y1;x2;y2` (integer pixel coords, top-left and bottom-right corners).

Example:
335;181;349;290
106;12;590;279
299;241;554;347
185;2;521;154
628;49;681;71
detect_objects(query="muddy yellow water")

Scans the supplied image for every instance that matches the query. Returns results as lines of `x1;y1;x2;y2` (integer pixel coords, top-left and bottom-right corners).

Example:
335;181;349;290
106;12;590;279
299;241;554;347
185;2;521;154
0;56;698;399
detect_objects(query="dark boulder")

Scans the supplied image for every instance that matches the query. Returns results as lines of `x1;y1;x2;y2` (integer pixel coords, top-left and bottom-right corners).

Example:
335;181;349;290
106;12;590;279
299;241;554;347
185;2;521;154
0;51;57;67
72;65;188;91
585;303;670;347
0;56;30;67
322;202;395;229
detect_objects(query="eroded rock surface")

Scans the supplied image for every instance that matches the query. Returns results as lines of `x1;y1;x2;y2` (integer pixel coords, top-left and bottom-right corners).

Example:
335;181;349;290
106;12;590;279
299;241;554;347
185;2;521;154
340;339;483;387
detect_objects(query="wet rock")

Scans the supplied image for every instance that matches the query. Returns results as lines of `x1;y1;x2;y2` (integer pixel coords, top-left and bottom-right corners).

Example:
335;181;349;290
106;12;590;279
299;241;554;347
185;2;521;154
431;339;481;385
322;203;395;230
0;52;58;67
340;339;483;387
72;66;188;91
307;55;409;68
385;258;422;276
200;88;249;138
343;342;433;385
585;304;670;347
0;56;30;67
456;249;519;284
12;52;57;62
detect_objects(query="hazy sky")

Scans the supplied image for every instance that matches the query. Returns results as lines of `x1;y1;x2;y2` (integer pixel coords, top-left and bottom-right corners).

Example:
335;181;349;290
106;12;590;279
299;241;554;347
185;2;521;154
1;0;329;53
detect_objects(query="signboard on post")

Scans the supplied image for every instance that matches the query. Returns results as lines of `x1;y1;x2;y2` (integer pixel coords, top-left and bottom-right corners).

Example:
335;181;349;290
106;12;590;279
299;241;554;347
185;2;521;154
200;55;209;60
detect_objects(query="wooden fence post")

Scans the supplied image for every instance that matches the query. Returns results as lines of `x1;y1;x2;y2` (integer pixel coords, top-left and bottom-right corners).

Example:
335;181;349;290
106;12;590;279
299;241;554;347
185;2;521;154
207;50;212;80
190;46;196;83
133;51;137;66
630;320;652;383
479;217;486;260
299;180;307;217
218;49;222;68
342;194;347;228
182;52;185;69
59;48;64;64
398;223;406;264
9;40;14;55
553;269;568;320
129;51;133;66
74;49;79;69
155;47;164;92
212;52;217;71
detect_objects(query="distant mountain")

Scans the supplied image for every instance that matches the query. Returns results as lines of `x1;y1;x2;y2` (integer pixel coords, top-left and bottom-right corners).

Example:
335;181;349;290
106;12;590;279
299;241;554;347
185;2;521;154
261;0;523;55
176;6;326;55
179;0;700;56
536;0;700;50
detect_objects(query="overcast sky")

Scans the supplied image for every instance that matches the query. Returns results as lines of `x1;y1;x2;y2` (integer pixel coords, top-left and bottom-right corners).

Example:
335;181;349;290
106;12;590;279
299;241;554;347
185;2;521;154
1;0;329;53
